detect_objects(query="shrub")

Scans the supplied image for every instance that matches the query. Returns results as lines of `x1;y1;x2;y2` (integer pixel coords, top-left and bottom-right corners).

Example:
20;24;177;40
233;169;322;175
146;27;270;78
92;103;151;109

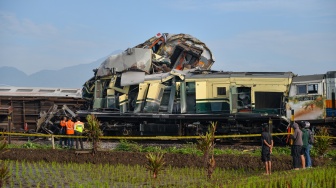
142;146;162;153
166;143;202;155
21;141;38;149
314;127;332;157
114;140;142;152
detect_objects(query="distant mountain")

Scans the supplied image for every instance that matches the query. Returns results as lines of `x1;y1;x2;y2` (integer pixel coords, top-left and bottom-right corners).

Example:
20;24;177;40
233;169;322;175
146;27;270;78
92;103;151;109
0;50;122;88
0;66;29;86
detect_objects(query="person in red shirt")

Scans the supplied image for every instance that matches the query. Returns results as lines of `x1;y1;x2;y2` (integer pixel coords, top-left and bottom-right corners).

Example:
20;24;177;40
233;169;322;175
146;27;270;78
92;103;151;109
66;117;75;149
59;116;67;148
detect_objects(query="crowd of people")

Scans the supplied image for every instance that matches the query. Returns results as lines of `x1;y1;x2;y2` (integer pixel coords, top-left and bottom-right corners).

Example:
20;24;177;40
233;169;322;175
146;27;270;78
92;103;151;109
261;121;314;175
59;116;85;150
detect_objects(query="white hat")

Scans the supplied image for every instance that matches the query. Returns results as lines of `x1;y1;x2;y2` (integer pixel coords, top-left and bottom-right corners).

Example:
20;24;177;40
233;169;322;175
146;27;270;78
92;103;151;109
305;121;310;128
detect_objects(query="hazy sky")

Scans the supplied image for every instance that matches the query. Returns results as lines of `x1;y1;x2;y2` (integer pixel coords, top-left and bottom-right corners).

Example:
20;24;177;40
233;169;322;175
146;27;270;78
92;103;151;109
0;0;335;75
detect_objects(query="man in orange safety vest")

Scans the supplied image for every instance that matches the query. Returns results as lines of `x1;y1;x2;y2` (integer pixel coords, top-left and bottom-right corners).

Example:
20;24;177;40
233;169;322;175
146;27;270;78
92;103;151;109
66;117;75;149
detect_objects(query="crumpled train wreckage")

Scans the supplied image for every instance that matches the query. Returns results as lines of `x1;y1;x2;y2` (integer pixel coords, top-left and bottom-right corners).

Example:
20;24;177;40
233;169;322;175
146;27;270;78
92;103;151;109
82;33;215;111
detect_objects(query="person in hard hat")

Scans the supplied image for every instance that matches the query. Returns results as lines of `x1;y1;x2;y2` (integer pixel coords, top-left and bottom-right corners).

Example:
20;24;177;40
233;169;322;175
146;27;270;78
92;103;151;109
261;123;273;175
65;117;75;149
59;116;68;148
74;117;85;150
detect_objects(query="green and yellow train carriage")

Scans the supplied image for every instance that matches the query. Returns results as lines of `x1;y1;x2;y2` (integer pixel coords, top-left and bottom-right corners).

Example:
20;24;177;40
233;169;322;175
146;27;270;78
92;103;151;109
78;69;294;141
186;71;293;115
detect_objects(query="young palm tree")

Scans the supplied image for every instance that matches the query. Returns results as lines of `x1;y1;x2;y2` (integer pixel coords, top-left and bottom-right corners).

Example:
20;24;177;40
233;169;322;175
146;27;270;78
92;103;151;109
85;114;103;154
145;152;165;179
196;121;217;179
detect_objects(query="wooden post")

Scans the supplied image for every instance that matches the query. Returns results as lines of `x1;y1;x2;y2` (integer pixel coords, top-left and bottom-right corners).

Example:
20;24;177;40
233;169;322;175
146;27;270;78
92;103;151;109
7;115;11;144
51;135;55;149
7;105;13;144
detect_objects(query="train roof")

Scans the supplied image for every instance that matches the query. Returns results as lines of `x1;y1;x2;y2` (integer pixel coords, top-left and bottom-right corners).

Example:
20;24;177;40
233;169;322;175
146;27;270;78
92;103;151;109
292;74;325;83
120;70;333;83
326;71;336;78
185;70;295;79
0;86;82;98
141;70;295;82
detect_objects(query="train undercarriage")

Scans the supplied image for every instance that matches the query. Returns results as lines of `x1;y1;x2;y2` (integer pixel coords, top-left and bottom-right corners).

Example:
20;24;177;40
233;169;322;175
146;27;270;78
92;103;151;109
77;110;290;144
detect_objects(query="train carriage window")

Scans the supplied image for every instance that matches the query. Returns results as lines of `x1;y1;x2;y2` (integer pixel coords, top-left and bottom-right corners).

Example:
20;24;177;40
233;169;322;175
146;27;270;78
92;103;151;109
296;85;307;95
213;84;228;98
308;84;318;94
296;84;318;94
217;87;226;95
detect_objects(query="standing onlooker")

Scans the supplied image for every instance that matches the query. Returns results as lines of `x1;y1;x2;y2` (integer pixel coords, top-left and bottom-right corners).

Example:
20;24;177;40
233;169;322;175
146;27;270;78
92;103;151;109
66;117;75;149
74;117;85;150
59;116;67;148
301;121;313;168
261;123;273;175
290;122;304;170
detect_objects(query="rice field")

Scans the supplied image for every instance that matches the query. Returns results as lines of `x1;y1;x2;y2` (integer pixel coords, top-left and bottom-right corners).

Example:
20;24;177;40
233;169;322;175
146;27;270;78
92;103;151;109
2;160;335;188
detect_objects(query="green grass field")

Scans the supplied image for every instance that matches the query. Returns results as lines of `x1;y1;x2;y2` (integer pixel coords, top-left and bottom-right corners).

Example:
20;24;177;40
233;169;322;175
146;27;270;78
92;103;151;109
2;160;335;188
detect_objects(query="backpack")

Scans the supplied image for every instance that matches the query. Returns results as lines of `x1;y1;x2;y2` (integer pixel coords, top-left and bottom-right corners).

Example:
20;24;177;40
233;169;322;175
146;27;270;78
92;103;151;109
308;129;314;144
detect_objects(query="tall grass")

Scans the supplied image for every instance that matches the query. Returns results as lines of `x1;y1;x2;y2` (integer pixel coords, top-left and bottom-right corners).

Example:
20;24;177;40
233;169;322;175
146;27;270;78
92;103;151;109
0;135;10;187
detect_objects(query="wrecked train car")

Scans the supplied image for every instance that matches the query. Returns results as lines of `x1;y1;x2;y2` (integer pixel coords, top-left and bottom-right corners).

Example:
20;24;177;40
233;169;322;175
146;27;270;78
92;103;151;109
78;69;294;141
82;33;215;108
0;87;84;134
77;33;296;142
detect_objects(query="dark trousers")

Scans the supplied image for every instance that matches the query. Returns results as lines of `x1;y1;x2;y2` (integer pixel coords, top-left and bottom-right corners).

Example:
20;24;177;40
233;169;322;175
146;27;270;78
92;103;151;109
292;145;302;168
67;136;74;148
59;128;67;146
75;131;84;150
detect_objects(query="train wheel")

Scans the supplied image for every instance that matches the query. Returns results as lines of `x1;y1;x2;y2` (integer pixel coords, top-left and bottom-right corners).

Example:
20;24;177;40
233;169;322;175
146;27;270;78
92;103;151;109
122;128;132;136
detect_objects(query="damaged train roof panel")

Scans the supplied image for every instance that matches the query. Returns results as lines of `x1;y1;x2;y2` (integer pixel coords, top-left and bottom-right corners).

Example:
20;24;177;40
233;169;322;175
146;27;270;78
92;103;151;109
96;48;152;77
96;33;215;77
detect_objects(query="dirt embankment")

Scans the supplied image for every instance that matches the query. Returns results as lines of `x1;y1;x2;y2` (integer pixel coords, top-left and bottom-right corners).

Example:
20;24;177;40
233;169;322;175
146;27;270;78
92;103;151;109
0;148;332;171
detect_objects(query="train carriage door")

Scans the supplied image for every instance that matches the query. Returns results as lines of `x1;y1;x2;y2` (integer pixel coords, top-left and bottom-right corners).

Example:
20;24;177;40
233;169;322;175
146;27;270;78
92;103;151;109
186;82;196;113
196;82;210;113
230;86;238;113
143;83;165;113
93;80;104;109
134;83;149;113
